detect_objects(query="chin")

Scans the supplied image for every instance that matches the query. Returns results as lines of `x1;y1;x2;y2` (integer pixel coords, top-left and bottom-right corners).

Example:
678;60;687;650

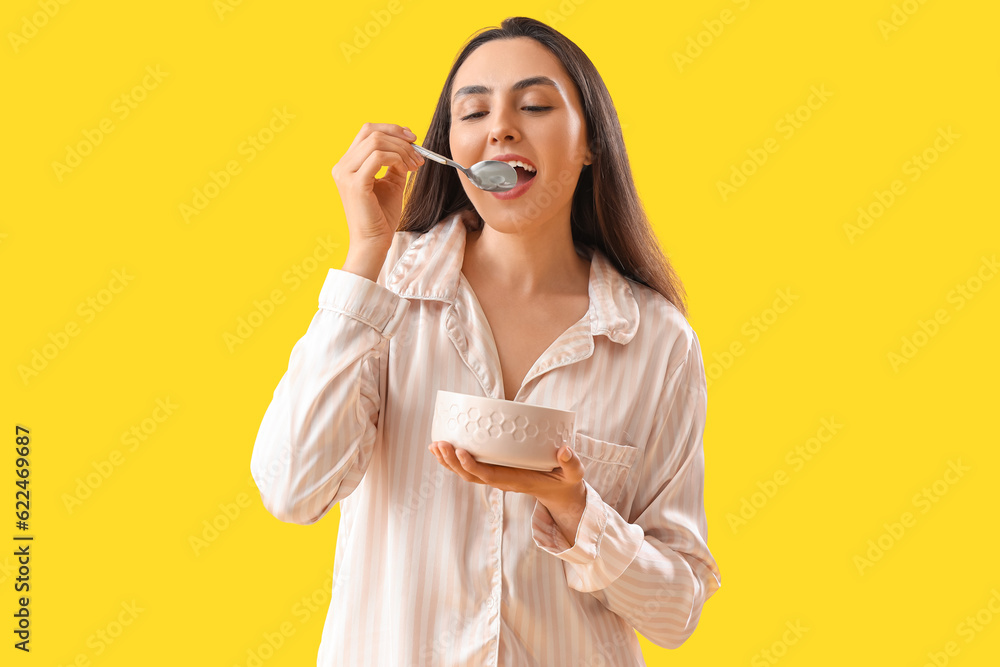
471;209;524;234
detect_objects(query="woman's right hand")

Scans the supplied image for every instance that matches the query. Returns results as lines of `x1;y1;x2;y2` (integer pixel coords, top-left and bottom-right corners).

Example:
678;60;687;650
331;123;424;254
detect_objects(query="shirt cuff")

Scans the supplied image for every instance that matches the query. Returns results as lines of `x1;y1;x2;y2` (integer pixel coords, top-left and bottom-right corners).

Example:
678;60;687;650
317;268;410;338
531;480;646;592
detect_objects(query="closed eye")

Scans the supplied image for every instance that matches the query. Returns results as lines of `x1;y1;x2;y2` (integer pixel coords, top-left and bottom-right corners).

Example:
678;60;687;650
459;106;554;121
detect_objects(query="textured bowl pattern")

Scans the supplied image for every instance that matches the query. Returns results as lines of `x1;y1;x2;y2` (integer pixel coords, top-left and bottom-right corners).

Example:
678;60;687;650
431;390;576;470
438;402;574;448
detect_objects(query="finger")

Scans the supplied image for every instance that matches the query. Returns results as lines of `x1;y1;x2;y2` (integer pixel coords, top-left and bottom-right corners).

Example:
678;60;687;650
344;134;422;177
366;136;424;185
375;156;410;191
454;449;484;475
556;446;585;483
337;141;419;182
355;149;412;187
348;122;416;152
455;450;537;491
437;443;483;484
429;442;468;480
333;132;417;181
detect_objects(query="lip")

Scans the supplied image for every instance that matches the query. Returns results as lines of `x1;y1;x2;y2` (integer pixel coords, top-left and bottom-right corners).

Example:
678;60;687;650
488;153;538;200
489;153;537;170
489;176;536;200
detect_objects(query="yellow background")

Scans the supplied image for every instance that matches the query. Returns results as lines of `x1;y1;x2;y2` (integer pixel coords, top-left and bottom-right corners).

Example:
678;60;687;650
3;0;998;665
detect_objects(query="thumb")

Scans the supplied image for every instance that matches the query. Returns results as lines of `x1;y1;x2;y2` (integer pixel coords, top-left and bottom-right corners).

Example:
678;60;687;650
558;446;584;482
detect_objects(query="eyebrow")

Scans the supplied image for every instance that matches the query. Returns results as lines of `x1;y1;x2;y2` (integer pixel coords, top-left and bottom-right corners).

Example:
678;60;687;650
452;76;560;103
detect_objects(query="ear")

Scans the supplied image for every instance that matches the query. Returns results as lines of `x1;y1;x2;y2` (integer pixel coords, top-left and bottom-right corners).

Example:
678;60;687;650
583;148;593;166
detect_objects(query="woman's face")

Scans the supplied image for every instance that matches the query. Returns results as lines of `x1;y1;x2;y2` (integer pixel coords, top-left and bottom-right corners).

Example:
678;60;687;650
448;37;592;233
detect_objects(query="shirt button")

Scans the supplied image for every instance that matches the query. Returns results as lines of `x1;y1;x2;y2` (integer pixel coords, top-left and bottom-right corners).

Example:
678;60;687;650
487;596;495;608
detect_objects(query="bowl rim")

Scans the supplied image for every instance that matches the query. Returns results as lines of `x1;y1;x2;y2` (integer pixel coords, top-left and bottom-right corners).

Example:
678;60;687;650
434;389;576;417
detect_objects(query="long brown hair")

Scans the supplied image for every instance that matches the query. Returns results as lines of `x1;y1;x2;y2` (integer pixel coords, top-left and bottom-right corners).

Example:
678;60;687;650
398;16;689;316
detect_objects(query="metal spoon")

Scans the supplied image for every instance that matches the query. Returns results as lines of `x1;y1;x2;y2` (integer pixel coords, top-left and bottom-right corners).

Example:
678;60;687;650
411;144;518;192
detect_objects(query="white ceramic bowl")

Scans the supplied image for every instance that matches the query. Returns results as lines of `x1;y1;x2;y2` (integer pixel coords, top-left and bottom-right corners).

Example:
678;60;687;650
430;390;576;471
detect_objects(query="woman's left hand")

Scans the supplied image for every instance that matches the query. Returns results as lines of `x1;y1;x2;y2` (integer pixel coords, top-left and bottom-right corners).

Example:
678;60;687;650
428;441;585;507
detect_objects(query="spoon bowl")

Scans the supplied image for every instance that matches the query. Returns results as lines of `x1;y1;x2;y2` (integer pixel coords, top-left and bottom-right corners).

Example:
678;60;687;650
411;144;518;192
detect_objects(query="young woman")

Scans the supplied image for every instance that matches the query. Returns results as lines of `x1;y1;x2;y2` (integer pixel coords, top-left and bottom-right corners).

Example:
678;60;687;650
251;16;721;666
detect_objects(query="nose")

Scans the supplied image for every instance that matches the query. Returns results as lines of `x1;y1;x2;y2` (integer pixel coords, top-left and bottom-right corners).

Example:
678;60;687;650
487;103;521;145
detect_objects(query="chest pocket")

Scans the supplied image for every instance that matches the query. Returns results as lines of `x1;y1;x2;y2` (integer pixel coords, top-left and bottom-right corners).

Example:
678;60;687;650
573;432;640;509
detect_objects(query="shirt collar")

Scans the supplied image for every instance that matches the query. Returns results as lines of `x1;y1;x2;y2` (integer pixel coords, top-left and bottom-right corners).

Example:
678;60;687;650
385;210;640;344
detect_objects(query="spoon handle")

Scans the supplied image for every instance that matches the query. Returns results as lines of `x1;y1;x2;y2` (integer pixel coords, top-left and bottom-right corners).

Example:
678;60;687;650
412;144;466;172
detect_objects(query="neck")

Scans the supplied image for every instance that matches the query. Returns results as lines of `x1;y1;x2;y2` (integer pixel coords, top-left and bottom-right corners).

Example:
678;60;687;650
464;211;590;297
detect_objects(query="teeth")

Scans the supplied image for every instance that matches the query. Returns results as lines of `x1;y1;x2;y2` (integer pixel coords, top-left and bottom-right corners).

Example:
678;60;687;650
504;160;536;173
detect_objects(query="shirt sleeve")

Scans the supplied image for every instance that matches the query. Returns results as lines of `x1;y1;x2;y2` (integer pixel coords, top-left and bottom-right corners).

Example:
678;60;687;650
250;243;409;525
530;329;721;649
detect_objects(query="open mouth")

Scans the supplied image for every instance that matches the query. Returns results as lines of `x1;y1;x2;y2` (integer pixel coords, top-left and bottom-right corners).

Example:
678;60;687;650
513;166;537;185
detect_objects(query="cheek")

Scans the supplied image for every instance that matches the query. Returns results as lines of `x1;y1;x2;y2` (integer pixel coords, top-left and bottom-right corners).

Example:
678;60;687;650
449;127;478;165
552;113;589;161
